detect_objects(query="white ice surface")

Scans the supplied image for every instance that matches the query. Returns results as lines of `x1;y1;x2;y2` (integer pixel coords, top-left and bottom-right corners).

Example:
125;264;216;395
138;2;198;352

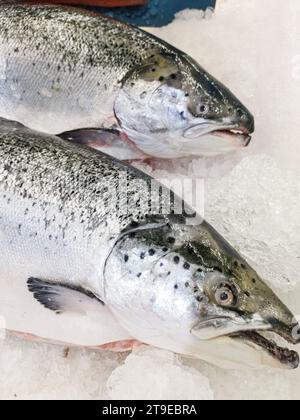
1;0;300;400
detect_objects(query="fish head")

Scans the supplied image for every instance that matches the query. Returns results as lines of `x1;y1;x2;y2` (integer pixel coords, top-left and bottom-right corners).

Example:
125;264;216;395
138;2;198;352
114;53;254;158
105;217;299;369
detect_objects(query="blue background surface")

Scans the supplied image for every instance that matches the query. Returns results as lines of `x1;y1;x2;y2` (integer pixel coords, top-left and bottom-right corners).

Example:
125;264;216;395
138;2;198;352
90;0;216;26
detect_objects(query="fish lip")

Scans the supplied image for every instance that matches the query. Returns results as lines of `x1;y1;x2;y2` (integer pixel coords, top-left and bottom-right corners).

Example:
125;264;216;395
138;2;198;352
230;330;300;369
183;123;253;146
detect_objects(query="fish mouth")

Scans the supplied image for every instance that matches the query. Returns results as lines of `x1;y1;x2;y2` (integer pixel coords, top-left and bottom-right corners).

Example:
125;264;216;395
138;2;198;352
184;124;253;147
212;127;252;147
230;330;299;369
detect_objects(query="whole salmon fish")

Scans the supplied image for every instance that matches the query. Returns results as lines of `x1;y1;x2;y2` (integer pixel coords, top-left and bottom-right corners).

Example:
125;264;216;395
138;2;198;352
0;117;298;370
0;4;254;159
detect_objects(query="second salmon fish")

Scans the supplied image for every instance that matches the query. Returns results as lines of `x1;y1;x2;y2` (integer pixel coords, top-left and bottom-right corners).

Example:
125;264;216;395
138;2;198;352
0;117;298;370
0;4;254;159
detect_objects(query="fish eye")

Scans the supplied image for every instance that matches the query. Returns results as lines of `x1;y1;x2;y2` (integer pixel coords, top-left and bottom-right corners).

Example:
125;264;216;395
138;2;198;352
215;285;235;307
196;103;209;116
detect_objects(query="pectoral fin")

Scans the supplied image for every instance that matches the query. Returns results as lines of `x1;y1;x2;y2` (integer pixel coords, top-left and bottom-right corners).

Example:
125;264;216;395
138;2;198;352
58;128;119;148
58;128;145;160
27;277;104;315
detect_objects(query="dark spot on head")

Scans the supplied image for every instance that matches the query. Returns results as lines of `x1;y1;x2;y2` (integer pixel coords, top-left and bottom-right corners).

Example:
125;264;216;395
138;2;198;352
167;237;176;245
183;262;190;270
167;272;171;276
234;261;239;268
137;273;142;278
149;249;155;256
241;263;246;269
185;282;190;288
162;247;169;253
174;284;178;290
124;255;129;263
173;256;180;264
140;252;145;260
152;68;156;72
159;76;164;82
197;268;203;273
244;291;251;297
160;262;164;267
196;296;204;303
252;278;256;284
170;73;177;80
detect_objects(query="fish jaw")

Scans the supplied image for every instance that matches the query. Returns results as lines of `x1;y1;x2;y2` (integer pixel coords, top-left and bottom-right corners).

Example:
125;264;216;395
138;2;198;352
115;122;253;159
230;331;299;370
182;122;253;155
191;335;299;370
192;316;300;370
180;128;252;158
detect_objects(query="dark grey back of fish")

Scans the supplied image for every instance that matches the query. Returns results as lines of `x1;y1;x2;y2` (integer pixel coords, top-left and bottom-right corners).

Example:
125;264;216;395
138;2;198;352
0;5;181;134
0;119;186;238
0;4;164;66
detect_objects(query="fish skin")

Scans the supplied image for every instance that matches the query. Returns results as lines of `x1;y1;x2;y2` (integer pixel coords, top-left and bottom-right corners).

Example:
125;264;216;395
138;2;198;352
0;4;254;159
0;117;298;369
0;5;138;133
0;118;151;293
